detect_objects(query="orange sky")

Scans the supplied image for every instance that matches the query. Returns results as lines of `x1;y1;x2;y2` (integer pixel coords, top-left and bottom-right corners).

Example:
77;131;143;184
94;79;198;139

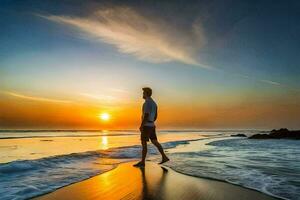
1;2;300;130
1;90;299;130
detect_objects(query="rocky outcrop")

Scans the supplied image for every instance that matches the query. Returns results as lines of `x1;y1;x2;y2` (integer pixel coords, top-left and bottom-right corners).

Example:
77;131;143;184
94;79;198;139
231;134;247;137
249;128;300;139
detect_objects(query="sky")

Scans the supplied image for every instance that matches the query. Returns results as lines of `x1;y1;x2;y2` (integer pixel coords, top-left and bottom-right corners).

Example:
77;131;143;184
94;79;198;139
1;0;300;130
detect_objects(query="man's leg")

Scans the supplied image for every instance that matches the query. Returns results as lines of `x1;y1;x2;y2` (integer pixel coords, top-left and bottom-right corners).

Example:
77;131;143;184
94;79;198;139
151;139;169;163
134;139;147;167
141;140;147;164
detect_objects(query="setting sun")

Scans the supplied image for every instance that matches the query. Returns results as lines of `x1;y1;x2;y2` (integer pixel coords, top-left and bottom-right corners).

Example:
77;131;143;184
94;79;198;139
99;113;110;121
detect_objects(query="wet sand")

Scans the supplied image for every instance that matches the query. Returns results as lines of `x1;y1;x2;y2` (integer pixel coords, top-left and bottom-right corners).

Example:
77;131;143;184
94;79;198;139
33;161;278;200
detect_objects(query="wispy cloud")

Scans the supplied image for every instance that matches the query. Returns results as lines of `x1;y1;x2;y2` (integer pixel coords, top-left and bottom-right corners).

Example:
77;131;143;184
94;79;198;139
232;74;282;86
109;88;130;94
40;7;210;68
40;8;290;88
79;93;116;101
3;91;72;104
260;79;281;86
78;92;133;110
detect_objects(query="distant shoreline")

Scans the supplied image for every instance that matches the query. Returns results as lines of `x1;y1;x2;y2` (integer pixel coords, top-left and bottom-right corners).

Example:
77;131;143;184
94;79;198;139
0;129;270;132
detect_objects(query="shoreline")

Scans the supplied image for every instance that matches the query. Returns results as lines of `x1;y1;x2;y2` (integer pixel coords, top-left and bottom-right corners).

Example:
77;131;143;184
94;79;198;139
32;161;280;200
166;166;284;200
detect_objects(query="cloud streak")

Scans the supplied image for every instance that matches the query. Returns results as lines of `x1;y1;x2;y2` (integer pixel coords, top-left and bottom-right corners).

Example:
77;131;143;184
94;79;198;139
3;91;72;104
260;79;281;86
41;7;210;68
40;7;289;88
79;93;116;101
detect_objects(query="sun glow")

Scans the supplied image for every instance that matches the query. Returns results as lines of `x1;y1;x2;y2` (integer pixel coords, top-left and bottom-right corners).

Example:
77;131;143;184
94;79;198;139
99;113;110;121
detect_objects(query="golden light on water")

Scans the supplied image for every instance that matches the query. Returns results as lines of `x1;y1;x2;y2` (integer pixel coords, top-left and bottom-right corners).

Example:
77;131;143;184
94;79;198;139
99;113;110;121
101;136;108;150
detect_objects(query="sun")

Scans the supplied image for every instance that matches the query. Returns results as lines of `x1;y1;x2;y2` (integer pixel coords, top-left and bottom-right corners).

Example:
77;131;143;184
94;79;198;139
99;113;110;121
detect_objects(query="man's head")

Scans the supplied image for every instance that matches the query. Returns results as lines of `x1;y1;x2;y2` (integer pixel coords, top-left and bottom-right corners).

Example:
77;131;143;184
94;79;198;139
142;87;152;99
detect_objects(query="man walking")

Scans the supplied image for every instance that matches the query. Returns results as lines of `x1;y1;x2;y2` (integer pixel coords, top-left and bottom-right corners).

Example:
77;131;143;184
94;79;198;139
134;87;169;167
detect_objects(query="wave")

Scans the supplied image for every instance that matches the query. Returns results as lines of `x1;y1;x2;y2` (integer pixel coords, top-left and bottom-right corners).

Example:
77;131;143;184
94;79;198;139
0;133;138;140
165;163;287;200
4;133;295;200
0;139;195;200
0;130;140;140
0;139;193;174
0;129;263;140
162;138;300;200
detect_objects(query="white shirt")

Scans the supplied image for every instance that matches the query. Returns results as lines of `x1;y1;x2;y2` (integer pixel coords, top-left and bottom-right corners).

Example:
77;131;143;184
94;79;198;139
142;97;157;127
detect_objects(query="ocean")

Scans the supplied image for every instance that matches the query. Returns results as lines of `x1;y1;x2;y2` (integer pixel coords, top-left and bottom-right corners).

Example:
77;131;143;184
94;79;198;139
0;130;299;200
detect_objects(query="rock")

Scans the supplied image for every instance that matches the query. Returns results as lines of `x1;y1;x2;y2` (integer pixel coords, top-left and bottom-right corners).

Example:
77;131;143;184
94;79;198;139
248;134;270;139
231;134;247;137
249;128;300;139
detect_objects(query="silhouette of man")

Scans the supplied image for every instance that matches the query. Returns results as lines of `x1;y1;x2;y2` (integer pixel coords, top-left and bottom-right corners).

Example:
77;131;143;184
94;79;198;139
134;87;169;167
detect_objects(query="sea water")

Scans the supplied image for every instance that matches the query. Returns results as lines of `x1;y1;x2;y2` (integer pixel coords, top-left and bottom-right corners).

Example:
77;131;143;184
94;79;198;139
0;130;299;200
163;137;300;200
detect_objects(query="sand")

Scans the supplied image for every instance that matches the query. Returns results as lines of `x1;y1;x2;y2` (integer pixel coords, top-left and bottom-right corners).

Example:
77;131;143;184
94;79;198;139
33;161;278;200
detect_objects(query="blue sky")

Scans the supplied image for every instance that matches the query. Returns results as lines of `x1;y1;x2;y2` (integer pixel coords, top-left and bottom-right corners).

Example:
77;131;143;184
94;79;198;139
1;0;300;129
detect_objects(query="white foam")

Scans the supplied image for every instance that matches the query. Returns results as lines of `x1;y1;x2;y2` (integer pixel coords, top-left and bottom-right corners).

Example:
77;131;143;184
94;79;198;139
163;138;300;200
0;139;192;200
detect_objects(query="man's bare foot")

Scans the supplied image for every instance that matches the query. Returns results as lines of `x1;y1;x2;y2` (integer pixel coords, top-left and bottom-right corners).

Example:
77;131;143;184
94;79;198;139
159;157;170;164
133;161;145;167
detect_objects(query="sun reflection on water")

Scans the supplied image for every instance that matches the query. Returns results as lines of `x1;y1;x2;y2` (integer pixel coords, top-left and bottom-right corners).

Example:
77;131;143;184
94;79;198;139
100;136;109;150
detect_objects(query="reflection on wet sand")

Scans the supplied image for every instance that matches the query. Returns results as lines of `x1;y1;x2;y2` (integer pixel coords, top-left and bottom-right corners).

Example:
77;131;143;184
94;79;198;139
34;162;277;200
139;165;168;199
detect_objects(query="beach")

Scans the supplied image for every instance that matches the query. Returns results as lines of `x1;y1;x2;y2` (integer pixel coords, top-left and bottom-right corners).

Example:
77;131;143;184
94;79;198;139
1;130;298;200
33;161;277;200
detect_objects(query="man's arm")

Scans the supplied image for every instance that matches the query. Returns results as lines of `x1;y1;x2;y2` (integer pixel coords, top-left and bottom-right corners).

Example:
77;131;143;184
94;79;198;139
140;101;151;131
140;113;149;131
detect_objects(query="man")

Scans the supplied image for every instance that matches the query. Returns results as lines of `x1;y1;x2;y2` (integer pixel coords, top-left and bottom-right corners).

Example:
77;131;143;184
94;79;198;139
134;87;169;167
